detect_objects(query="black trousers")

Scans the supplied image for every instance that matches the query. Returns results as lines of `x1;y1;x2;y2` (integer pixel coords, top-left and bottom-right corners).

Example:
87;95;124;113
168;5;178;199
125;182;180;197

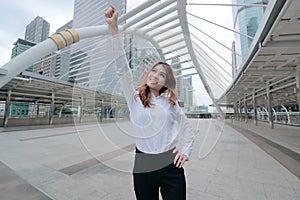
133;148;186;200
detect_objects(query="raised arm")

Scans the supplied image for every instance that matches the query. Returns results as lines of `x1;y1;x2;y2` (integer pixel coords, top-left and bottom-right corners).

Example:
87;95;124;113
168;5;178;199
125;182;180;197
105;4;119;37
105;4;135;104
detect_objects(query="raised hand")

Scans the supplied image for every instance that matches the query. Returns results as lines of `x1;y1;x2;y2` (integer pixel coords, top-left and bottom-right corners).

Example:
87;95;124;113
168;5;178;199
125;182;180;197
105;4;118;27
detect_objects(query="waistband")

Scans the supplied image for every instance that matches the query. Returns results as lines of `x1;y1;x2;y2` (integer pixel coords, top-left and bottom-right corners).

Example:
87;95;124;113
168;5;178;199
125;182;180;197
135;147;175;154
133;147;176;173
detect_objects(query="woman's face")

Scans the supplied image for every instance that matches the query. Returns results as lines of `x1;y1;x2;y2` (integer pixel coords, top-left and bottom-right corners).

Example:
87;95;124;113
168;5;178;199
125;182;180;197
147;64;167;93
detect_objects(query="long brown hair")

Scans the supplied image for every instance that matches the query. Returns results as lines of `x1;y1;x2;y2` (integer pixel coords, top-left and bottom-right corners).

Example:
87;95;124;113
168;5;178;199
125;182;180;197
135;62;177;108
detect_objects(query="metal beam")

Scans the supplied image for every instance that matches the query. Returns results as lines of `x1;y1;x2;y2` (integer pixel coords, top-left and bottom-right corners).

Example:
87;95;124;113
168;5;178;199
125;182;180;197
187;3;268;7
267;82;273;129
187;12;254;40
245;70;295;76
123;0;176;29
265;40;300;48
119;0;160;23
135;5;177;28
3;90;11;127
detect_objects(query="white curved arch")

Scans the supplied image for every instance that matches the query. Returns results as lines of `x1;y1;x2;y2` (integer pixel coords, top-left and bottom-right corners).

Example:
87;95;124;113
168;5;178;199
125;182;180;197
0;0;232;119
176;0;224;117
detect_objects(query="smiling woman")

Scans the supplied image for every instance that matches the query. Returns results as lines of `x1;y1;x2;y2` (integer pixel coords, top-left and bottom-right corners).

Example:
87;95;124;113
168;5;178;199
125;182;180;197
105;4;195;200
136;62;177;108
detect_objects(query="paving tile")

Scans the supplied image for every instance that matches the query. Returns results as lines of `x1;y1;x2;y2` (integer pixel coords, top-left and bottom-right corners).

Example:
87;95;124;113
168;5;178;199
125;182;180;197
0;120;299;199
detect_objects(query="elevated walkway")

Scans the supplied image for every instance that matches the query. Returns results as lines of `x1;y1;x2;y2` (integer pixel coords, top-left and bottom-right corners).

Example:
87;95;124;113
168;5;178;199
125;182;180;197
228;119;300;179
0;119;299;199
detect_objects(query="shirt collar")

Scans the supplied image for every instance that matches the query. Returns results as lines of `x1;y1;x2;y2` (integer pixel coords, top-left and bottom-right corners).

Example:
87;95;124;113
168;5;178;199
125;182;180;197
151;92;165;100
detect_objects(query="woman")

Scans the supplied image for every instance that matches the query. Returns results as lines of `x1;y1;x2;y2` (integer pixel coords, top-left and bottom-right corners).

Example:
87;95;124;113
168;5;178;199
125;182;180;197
105;4;194;200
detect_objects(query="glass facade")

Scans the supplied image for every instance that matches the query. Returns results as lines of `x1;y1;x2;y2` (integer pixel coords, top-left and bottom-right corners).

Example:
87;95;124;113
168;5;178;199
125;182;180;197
70;0;126;92
55;20;73;80
10;38;37;116
232;0;269;70
25;16;50;43
9;102;29;117
11;38;36;71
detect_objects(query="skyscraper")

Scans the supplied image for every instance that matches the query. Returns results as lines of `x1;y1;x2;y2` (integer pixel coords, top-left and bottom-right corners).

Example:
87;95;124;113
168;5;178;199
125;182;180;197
11;38;36;72
55;20;73;80
25;16;50;43
11;38;36;59
69;0;126;90
10;38;37;116
183;76;193;110
172;57;184;102
232;0;269;69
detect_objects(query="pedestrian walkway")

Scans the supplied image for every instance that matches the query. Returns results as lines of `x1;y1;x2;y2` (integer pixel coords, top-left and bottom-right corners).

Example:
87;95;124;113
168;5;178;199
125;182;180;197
0;161;51;200
228;119;300;179
0;119;299;199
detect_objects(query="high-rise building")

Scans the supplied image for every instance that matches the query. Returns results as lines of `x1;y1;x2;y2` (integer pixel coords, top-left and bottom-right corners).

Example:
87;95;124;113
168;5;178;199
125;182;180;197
232;0;269;69
55;20;73;80
33;52;57;77
10;38;36;117
11;38;36;71
69;0;126;90
11;38;36;58
56;20;73;32
25;16;50;43
172;57;184;102
183;76;193;110
32;20;73;79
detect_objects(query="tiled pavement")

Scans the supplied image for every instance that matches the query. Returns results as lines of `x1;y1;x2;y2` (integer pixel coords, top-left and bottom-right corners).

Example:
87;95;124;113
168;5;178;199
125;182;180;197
0;119;299;200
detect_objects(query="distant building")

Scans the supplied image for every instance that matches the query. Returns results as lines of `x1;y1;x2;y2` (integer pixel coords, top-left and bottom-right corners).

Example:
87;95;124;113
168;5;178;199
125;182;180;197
183;76;193;109
10;16;50;117
11;38;36;58
33;52;58;77
172;57;184;101
195;105;209;113
55;20;73;80
11;38;36;71
232;0;269;69
56;20;73;32
69;0;126;89
25;16;50;43
32;20;73;79
9;102;29;117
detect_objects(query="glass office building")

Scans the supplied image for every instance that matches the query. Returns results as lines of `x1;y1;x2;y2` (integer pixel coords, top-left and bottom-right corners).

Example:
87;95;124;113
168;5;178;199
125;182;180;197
69;0;126;92
232;0;269;70
11;38;36;59
25;16;50;43
11;38;36;72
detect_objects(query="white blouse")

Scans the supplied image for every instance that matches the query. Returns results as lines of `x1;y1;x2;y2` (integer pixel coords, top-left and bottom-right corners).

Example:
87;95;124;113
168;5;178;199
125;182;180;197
112;36;194;158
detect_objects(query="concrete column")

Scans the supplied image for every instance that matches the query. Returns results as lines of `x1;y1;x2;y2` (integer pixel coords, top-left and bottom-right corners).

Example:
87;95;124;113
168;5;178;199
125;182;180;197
79;94;84;123
3;90;11;127
239;100;242;121
281;105;291;124
253;90;258;126
35;100;40;116
296;66;300;112
234;102;238;121
244;95;248;123
266;82;274;129
49;89;55;125
100;98;103;122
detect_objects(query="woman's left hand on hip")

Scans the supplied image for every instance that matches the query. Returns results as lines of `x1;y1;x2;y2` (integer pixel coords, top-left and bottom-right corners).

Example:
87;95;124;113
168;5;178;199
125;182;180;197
173;148;188;168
